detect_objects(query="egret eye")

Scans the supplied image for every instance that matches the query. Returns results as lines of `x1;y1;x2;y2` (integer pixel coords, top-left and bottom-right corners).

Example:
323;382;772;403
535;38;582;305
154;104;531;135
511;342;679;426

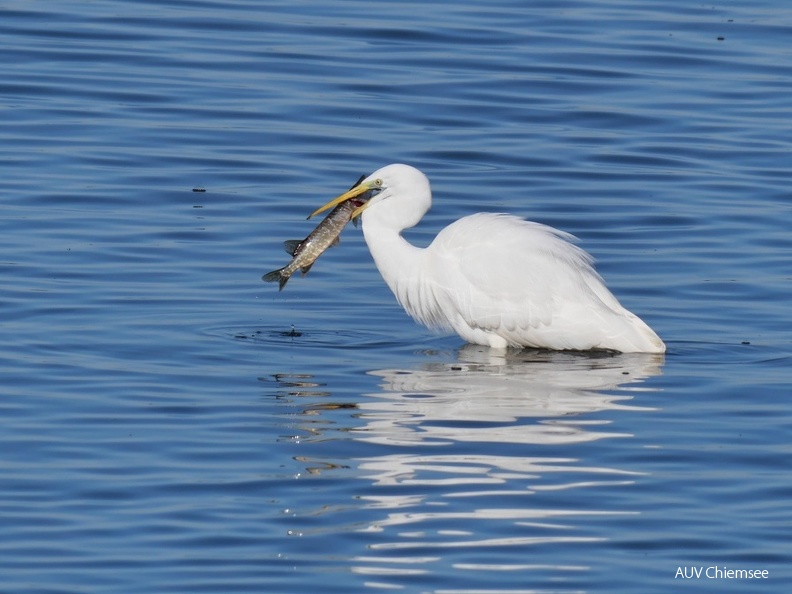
374;179;383;187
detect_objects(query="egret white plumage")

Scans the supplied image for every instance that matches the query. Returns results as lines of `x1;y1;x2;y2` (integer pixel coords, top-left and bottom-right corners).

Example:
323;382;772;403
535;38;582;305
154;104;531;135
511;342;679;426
311;164;665;353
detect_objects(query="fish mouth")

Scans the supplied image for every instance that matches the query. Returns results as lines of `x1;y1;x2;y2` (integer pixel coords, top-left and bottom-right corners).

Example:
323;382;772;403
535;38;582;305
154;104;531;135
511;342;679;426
348;195;372;226
349;189;378;208
349;187;382;221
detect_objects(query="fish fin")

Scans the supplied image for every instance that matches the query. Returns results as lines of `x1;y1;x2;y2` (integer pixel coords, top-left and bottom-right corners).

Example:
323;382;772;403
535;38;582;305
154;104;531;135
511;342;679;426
349;174;366;190
262;268;289;291
330;236;340;247
300;262;315;275
349;175;365;226
283;240;302;256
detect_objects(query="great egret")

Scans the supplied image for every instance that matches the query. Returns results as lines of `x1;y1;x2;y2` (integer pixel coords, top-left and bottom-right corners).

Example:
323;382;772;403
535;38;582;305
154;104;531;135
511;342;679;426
311;164;665;353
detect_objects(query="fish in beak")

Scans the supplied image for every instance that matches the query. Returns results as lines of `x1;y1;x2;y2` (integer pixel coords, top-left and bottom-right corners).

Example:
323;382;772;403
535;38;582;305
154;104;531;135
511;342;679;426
308;177;383;221
262;174;372;290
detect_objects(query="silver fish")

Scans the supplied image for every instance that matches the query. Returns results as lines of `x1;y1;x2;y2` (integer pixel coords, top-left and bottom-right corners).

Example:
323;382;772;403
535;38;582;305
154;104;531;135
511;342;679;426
262;175;367;291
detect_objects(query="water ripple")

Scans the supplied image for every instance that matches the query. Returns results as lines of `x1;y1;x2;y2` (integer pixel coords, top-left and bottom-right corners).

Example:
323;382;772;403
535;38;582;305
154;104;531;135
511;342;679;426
1;0;791;592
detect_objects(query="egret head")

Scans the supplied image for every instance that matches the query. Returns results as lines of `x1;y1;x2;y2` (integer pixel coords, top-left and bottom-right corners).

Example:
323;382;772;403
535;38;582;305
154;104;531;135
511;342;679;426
309;164;431;229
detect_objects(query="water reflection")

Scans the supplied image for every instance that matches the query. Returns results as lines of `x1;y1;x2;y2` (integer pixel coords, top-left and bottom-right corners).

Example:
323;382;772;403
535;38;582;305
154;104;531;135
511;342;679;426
355;345;663;447
276;347;664;592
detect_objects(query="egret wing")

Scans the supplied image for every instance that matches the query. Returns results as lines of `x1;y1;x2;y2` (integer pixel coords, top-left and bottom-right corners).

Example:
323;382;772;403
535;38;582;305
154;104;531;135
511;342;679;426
428;214;623;348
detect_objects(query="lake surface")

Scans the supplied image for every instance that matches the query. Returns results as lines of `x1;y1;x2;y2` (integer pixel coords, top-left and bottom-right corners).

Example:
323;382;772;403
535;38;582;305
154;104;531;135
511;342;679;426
1;1;790;592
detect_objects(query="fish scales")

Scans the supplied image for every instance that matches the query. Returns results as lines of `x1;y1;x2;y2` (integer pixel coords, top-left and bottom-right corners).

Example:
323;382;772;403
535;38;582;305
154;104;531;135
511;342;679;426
262;199;357;291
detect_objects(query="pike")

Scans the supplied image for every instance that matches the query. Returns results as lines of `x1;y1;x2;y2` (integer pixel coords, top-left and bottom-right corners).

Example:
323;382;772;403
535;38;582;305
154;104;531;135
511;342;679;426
262;175;369;291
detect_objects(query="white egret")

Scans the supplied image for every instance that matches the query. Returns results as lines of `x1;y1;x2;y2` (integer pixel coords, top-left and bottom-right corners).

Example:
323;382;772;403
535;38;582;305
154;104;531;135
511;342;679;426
311;164;665;353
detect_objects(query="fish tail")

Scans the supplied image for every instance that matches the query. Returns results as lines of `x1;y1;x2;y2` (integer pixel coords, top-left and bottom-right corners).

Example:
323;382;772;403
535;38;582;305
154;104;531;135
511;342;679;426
262;268;289;291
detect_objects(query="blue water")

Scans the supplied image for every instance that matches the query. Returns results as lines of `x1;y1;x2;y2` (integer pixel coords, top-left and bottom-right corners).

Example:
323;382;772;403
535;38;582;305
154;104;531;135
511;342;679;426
1;1;790;592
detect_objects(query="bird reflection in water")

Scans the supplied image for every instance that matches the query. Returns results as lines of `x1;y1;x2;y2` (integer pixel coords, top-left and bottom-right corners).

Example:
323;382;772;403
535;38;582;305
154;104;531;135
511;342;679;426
354;345;663;447
272;348;664;588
